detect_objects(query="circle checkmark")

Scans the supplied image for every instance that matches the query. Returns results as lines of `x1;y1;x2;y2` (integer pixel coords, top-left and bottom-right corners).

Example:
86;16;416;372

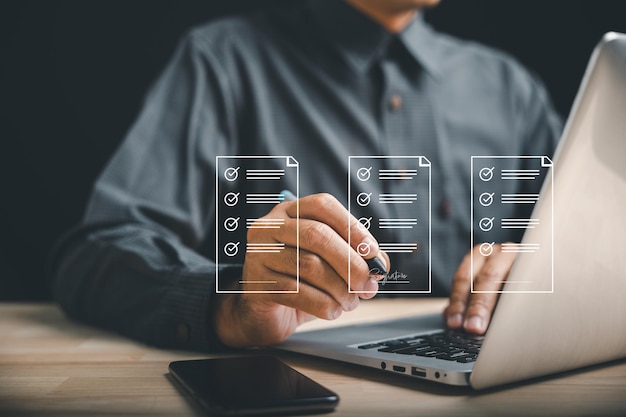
356;192;372;207
357;242;371;257
479;217;495;232
479;242;495;257
224;217;240;232
224;242;240;257
357;167;372;182
479;167;495;182
479;192;495;207
358;217;372;230
224;166;240;182
224;192;240;207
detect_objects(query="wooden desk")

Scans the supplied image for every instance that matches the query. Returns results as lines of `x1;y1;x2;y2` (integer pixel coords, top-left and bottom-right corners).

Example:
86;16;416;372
1;300;624;416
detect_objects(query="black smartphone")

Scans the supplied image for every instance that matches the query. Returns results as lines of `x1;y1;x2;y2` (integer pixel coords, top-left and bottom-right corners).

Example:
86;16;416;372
168;356;339;416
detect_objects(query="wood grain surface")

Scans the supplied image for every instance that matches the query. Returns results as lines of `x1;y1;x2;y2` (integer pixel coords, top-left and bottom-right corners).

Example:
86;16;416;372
1;300;625;416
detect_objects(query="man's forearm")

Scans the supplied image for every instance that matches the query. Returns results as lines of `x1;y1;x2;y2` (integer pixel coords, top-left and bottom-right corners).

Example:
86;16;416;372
49;222;236;352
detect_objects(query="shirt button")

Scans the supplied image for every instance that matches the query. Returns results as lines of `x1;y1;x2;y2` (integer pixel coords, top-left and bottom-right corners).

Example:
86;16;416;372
389;94;403;111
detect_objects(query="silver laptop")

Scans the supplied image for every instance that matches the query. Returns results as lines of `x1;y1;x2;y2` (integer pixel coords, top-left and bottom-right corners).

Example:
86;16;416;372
277;32;626;389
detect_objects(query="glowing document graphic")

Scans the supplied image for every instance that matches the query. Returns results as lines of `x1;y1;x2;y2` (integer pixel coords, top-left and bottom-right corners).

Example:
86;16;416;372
216;156;299;293
348;156;431;294
471;156;554;293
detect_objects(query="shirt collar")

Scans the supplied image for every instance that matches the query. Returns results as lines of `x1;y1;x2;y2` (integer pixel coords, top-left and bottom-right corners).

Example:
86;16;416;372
308;0;444;78
399;13;445;79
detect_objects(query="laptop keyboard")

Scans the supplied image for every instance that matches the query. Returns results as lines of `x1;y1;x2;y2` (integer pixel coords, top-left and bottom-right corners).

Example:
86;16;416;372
357;330;484;363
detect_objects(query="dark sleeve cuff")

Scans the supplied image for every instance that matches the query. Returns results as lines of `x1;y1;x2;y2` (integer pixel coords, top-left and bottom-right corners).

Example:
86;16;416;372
159;264;243;352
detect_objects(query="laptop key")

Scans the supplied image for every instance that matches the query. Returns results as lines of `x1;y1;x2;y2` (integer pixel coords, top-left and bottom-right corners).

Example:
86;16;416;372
415;350;440;357
378;344;413;353
380;340;408;347
393;346;426;355
455;355;478;363
357;343;382;350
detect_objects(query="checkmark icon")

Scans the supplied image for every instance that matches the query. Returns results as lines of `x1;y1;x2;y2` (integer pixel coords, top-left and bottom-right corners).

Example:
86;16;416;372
357;167;372;182
356;192;372;207
479;242;495;257
224;217;240;232
224;166;240;182
479;217;495;232
357;242;371;257
224;242;240;257
479;167;495;182
479;192;495;207
224;192;240;207
358;217;372;230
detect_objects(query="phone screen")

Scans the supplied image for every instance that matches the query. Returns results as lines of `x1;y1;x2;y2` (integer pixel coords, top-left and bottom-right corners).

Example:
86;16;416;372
169;356;339;416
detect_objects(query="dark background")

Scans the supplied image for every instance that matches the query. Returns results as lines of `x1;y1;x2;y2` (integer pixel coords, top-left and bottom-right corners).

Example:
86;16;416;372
1;0;625;300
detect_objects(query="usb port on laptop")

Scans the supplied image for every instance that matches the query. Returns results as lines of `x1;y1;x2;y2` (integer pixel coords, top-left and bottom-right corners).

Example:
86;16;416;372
411;367;426;377
392;365;406;373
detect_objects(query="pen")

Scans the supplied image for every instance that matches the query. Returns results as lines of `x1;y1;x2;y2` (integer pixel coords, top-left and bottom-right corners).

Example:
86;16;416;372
280;190;388;276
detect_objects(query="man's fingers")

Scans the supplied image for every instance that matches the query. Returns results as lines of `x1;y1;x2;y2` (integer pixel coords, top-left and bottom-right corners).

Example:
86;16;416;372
284;193;384;261
463;246;516;334
257;248;360;312
264;275;344;321
445;244;517;334
247;193;384;293
264;216;373;292
444;248;486;329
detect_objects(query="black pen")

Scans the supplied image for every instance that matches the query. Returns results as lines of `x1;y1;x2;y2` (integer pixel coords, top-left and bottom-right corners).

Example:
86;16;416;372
280;190;388;277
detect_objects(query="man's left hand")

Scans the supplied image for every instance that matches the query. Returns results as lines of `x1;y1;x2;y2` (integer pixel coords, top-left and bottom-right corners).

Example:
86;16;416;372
443;243;516;334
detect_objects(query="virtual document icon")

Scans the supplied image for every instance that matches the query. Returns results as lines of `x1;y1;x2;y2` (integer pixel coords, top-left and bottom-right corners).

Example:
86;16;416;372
348;156;432;294
471;156;554;293
216;156;299;293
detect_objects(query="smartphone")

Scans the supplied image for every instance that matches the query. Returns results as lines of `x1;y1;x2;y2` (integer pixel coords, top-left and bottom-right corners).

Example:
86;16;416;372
168;356;339;416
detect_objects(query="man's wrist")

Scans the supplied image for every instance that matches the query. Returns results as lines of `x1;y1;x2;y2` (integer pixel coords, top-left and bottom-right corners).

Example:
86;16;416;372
213;292;246;348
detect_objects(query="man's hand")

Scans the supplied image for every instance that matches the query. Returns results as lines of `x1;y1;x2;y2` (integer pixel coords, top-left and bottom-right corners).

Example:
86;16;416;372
443;243;516;334
214;193;389;348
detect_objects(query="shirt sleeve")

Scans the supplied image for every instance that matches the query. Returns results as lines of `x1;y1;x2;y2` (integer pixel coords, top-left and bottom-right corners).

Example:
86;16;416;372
48;31;240;352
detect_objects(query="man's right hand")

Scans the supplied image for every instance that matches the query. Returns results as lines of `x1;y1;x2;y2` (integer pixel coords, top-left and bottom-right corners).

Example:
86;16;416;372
214;193;389;348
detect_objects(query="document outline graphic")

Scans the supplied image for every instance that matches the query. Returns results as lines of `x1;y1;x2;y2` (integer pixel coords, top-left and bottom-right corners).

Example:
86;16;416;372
216;156;299;294
470;156;554;294
348;156;432;294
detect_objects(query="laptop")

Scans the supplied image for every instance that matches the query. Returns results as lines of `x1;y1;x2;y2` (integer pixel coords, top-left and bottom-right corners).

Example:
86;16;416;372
276;32;626;389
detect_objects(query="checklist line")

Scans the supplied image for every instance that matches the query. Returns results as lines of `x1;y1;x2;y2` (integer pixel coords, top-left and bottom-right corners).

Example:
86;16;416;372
378;218;417;229
379;169;418;180
501;243;540;253
246;243;285;253
501;169;540;180
379;193;418;204
379;243;418;253
246;193;285;204
246;218;285;229
501;218;540;229
501;193;539;204
245;169;285;180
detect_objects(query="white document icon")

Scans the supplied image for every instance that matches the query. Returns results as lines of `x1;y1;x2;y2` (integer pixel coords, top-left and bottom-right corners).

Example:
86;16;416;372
216;156;299;293
471;156;554;293
348;156;432;294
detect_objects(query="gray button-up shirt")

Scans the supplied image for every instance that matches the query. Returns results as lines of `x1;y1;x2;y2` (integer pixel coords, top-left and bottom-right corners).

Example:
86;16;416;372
49;0;562;351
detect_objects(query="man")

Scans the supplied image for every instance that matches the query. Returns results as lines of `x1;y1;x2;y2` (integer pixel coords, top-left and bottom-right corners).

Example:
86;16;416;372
49;0;562;351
